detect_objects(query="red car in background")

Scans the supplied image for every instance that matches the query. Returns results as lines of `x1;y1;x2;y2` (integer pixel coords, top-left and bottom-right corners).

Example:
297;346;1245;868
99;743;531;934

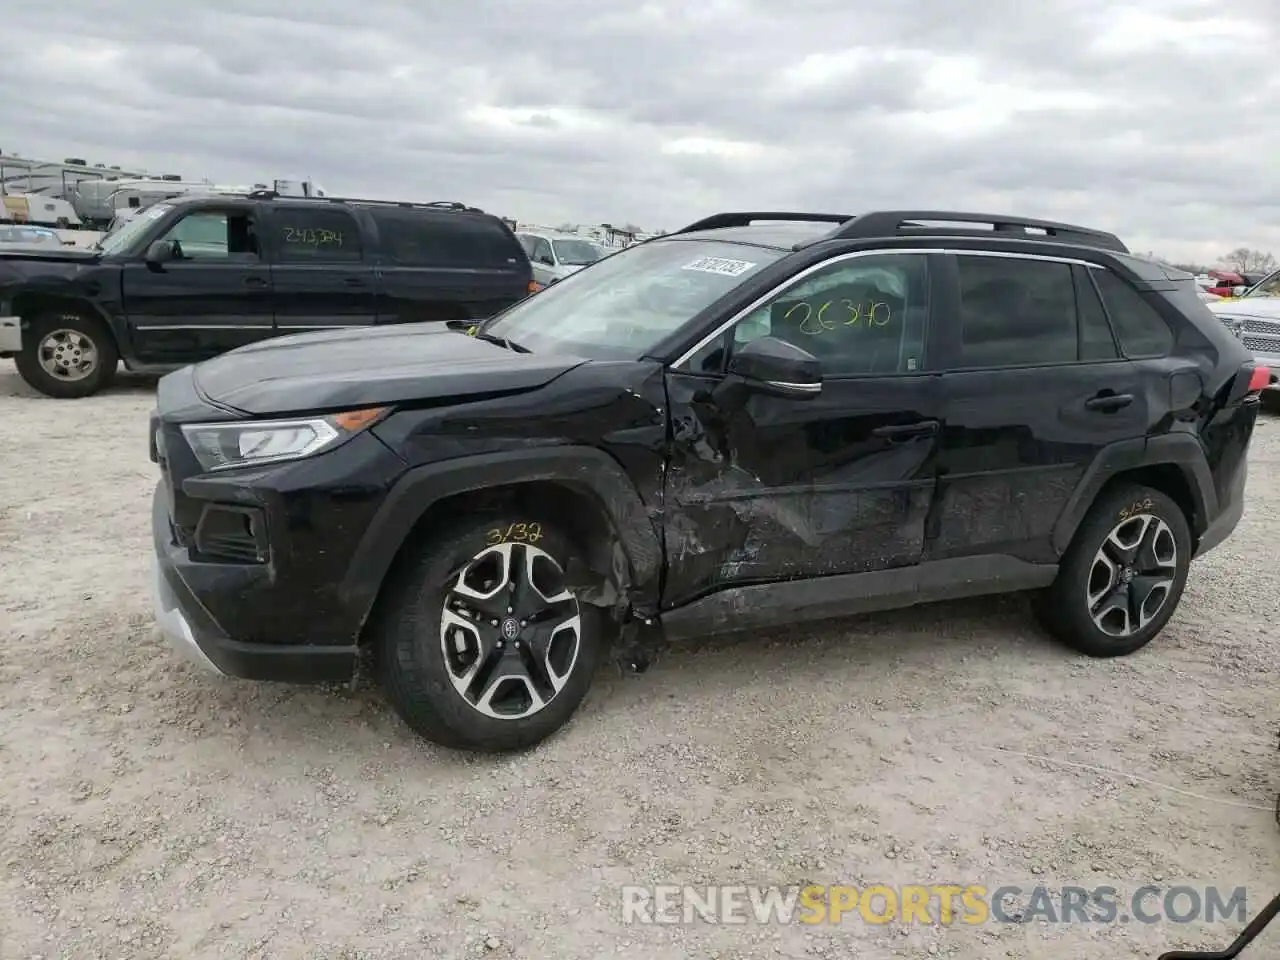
1206;270;1249;298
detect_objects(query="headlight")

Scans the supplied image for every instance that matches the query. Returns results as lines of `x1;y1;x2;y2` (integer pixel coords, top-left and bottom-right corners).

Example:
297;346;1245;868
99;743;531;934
179;407;387;472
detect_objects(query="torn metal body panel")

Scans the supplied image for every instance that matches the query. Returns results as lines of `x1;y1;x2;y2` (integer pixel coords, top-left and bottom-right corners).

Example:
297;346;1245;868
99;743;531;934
660;368;944;612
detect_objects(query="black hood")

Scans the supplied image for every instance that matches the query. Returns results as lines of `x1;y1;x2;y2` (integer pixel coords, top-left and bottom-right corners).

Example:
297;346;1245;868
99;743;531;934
192;323;587;415
0;246;101;264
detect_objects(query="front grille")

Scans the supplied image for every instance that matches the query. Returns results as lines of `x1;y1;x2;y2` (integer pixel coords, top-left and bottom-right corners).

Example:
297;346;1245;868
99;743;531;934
1243;335;1280;354
1242;318;1280;335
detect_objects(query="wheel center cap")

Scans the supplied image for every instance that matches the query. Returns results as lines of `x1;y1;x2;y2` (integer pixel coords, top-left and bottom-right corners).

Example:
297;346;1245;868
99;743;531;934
499;617;521;641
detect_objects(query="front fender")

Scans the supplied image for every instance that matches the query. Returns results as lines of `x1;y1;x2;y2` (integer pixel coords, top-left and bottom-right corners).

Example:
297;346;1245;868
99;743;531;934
338;445;663;625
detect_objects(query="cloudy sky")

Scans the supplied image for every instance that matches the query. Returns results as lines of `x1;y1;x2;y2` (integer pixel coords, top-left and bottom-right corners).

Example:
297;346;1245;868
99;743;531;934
1;0;1275;265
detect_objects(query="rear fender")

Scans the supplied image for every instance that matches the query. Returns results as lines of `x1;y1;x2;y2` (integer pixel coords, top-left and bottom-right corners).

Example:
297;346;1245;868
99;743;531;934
1052;434;1216;555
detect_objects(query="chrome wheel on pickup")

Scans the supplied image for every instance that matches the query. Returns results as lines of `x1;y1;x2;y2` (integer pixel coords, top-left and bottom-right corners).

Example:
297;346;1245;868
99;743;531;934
14;309;119;399
37;328;99;382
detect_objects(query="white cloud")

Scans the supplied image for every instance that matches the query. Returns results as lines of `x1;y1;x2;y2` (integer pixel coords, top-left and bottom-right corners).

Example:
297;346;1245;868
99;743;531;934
0;0;1275;264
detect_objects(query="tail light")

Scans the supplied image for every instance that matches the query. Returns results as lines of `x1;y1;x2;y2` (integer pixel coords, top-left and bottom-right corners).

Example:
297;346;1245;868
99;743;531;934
1247;365;1272;393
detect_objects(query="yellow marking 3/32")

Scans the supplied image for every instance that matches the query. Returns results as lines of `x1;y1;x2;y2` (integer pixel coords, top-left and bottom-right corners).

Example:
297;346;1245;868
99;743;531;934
486;522;543;545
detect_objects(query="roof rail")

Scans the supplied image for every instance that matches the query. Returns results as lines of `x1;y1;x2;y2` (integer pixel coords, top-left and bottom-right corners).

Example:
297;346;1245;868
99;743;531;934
672;212;855;235
240;191;485;213
821;210;1128;253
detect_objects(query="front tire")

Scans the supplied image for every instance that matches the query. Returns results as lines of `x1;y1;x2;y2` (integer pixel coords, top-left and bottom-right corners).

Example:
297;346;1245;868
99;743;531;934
375;514;610;752
1036;483;1191;657
14;309;119;398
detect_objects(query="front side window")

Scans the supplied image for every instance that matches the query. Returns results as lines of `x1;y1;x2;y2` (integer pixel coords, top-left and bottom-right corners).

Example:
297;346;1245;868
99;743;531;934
159;210;260;260
482;239;786;359
686;253;931;377
955;255;1078;367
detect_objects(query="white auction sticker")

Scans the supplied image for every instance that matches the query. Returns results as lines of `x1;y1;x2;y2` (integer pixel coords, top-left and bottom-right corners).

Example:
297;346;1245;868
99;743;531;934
681;257;758;277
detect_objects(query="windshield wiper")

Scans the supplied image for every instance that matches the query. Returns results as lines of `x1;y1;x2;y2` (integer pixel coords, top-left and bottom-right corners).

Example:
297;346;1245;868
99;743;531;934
472;331;531;353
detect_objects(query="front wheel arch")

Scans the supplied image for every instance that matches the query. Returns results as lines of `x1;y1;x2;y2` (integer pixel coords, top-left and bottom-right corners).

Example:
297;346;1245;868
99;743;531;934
345;450;664;642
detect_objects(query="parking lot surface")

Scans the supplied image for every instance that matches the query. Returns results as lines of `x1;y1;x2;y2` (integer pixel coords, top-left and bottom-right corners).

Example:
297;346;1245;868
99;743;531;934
2;361;1278;959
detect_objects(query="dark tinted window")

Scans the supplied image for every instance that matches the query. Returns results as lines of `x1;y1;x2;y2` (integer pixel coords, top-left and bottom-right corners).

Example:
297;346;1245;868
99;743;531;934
1092;270;1175;358
373;209;525;269
956;255;1076;367
275;207;362;262
1075;267;1118;360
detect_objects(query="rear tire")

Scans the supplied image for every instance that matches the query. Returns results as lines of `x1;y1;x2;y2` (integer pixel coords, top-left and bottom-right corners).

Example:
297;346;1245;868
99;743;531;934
1035;483;1191;657
374;513;611;752
14;308;119;398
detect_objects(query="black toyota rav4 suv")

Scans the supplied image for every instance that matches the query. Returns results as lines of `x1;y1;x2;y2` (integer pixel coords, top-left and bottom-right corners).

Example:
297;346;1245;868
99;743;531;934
150;210;1267;752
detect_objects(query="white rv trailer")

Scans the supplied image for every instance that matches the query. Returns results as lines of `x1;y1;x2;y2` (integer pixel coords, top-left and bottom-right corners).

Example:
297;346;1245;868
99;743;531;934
0;193;83;228
77;176;328;227
0;153;148;200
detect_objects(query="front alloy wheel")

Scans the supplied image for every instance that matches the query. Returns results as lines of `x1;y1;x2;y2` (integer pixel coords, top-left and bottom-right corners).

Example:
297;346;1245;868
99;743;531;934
441;542;582;719
1086;513;1177;637
375;515;609;752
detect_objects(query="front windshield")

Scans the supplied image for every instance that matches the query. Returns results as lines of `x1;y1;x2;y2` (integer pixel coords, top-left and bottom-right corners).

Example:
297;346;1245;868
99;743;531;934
97;202;172;255
552;238;604;266
1242;269;1280;298
483;239;786;358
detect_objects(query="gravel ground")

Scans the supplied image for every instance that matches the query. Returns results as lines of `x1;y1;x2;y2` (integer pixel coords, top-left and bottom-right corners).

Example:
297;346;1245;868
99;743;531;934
1;360;1278;960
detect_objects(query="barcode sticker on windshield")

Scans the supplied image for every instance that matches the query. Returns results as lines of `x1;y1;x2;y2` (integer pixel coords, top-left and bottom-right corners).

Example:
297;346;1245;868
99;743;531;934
682;257;757;277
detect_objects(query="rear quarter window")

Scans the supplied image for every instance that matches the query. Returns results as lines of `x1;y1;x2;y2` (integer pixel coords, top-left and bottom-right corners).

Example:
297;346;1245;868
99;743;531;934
373;209;527;270
1092;269;1175;358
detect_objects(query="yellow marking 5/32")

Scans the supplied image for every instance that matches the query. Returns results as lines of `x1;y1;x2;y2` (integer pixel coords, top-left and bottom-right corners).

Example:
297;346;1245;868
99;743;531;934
486;522;543;545
1117;498;1154;521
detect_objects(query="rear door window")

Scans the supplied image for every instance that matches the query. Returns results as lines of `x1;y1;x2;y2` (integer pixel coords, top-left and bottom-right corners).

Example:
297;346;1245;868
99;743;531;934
954;255;1079;367
373;209;526;270
274;207;363;262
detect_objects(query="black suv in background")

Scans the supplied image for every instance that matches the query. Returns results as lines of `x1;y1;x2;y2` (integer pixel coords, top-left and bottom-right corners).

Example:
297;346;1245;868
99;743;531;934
0;193;535;397
149;210;1266;753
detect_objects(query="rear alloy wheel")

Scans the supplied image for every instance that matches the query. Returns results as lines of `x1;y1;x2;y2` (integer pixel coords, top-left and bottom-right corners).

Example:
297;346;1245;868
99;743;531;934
376;516;609;751
1036;483;1191;657
14;310;119;398
1086;513;1178;638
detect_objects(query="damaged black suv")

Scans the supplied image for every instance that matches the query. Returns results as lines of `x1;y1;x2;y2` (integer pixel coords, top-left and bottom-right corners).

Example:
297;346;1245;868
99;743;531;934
150;210;1267;752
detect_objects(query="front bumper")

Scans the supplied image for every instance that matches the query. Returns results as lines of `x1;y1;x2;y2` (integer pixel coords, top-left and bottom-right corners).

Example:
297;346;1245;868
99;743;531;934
151;482;358;682
0;315;21;354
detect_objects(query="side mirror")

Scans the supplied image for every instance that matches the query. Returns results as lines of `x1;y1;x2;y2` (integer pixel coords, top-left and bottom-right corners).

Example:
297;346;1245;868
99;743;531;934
145;239;177;266
723;336;822;400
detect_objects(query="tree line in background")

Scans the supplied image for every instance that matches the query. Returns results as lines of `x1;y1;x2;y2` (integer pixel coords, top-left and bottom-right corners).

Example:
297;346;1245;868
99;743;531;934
1137;247;1278;276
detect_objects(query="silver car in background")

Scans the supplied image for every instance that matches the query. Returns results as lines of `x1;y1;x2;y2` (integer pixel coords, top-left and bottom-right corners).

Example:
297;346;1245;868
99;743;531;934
1207;267;1280;396
515;230;607;287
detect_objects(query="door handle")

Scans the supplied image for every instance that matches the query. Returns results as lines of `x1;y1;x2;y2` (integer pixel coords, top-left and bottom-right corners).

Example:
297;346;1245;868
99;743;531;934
244;276;268;288
1084;392;1134;412
872;420;940;440
343;277;366;287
